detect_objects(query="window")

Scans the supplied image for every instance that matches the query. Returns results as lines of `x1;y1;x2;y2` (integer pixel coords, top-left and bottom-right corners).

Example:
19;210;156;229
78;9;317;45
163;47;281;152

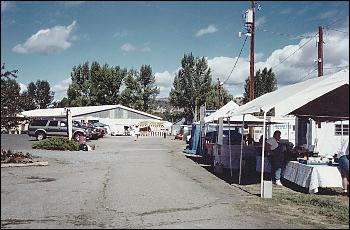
48;121;58;126
30;120;48;126
335;124;349;136
60;121;67;127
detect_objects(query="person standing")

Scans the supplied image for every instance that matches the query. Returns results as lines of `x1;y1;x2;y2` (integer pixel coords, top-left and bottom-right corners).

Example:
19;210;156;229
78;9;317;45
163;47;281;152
338;139;349;194
266;130;284;186
130;126;137;141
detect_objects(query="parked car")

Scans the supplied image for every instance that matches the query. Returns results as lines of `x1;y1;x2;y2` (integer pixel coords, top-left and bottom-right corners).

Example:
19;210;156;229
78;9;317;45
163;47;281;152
73;120;99;140
89;121;108;137
28;119;89;141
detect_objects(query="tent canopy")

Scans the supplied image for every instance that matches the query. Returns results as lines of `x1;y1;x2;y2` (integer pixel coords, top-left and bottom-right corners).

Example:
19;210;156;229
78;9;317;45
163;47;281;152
204;100;265;124
204;100;239;122
230;69;349;121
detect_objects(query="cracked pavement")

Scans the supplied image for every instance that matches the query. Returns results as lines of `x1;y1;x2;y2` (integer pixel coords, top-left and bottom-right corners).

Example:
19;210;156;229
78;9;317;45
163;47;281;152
1;134;293;228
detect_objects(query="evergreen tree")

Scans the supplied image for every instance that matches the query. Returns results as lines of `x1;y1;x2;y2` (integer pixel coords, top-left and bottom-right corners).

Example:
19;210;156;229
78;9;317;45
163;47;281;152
170;53;220;123
119;69;142;109
137;65;159;112
243;67;277;104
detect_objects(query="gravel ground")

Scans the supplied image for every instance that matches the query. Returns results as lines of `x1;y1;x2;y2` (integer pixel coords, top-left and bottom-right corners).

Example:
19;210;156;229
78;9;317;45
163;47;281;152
1;134;311;229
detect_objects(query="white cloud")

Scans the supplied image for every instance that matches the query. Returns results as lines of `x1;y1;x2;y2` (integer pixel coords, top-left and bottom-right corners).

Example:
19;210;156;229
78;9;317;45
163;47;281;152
12;21;77;55
195;25;218;37
19;82;27;93
155;71;176;97
120;43;136;52
1;1;13;12
255;16;267;27
52;78;72;93
120;43;152;53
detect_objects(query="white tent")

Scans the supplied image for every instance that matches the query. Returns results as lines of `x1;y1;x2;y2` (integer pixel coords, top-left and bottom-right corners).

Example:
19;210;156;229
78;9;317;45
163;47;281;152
228;69;349;198
204;101;239;122
204;100;264;124
230;69;349;121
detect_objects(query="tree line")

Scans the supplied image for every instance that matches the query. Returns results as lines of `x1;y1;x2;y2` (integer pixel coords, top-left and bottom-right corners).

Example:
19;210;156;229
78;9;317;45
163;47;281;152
59;62;159;113
1;53;277;129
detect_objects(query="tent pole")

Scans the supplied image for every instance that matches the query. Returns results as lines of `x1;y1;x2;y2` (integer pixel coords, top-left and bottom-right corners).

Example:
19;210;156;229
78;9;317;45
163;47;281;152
229;117;232;177
239;114;245;185
261;111;267;198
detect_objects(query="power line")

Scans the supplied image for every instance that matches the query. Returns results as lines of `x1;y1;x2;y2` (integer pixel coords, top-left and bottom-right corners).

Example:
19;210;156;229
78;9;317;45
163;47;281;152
255;26;315;40
271;32;319;71
222;36;248;84
324;28;349;34
324;16;346;28
323;65;349;70
299;65;349;82
300;67;318;82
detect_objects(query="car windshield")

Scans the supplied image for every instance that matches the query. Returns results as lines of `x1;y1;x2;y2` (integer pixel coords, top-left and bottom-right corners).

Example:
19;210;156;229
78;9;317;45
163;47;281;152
93;122;106;127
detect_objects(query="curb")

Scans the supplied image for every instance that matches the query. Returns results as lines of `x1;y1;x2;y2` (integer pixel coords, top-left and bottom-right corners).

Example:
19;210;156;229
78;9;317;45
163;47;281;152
1;161;49;168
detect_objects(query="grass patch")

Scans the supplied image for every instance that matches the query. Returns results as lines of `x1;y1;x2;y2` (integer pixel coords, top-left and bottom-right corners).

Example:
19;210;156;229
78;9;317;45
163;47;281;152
235;184;349;228
32;137;79;151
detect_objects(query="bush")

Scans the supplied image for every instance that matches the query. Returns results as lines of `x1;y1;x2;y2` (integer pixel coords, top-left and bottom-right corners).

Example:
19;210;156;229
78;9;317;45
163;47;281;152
32;137;79;151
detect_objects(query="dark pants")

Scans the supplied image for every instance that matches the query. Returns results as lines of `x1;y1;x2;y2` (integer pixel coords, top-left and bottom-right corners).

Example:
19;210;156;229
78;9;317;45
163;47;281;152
270;146;284;182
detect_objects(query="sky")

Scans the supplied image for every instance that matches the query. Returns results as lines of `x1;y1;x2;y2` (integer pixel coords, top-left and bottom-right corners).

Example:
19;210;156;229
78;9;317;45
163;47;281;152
1;1;349;101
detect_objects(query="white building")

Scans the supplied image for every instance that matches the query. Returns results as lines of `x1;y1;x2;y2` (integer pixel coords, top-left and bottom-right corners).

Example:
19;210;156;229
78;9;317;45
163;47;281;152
21;104;165;136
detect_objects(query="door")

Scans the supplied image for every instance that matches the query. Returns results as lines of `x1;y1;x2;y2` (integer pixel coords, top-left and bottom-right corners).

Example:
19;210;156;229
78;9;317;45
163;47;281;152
47;120;60;136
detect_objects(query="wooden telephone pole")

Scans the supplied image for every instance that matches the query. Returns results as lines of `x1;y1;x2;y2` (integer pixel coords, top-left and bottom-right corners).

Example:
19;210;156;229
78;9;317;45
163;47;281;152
249;0;255;101
317;26;323;77
217;78;222;109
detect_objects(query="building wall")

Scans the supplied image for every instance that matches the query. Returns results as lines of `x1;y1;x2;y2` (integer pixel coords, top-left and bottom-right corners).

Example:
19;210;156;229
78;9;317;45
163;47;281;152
83;107;153;120
311;120;349;157
73;107;161;136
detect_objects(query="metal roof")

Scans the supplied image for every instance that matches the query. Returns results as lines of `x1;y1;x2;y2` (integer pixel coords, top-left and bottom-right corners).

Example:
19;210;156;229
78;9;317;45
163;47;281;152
21;104;162;120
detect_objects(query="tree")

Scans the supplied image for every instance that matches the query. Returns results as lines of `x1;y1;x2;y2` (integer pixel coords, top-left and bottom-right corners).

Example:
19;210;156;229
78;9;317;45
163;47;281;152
21;91;36;111
136;65;159;112
243;67;277;104
27;80;54;109
119;69;142;109
205;84;233;110
50;97;70;108
67;61;127;106
1;63;25;130
169;53;214;123
68;64;85;106
96;64;126;105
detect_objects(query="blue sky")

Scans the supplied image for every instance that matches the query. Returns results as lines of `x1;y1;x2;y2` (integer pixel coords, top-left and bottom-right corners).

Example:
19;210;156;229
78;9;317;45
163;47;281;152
1;1;349;100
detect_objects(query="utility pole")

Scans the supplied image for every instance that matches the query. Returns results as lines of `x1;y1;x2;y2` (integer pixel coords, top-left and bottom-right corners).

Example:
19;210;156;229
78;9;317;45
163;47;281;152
249;0;255;101
216;78;221;109
317;26;323;77
241;1;260;101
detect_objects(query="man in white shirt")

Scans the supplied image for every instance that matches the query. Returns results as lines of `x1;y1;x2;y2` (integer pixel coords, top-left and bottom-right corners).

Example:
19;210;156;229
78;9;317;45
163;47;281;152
266;130;284;186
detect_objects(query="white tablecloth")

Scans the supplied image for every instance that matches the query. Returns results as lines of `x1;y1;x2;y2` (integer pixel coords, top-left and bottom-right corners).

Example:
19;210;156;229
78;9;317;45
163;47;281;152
282;161;343;193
